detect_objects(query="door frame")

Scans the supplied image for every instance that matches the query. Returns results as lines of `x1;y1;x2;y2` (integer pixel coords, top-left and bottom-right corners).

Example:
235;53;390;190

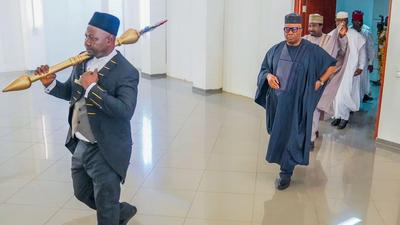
294;0;306;35
374;0;393;139
294;0;393;139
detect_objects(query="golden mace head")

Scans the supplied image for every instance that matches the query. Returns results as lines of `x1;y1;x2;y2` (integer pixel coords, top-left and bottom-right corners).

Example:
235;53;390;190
2;75;32;92
115;29;140;46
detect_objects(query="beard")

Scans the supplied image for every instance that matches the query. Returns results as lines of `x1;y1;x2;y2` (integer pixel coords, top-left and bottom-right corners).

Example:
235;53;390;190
310;31;322;37
86;48;95;56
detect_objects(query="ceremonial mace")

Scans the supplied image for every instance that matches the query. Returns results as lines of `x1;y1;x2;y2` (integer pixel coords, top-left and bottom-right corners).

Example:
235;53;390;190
2;20;168;92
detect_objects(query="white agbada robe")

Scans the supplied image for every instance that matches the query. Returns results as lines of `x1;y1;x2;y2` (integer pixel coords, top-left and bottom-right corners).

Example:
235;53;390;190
333;28;366;120
358;25;375;99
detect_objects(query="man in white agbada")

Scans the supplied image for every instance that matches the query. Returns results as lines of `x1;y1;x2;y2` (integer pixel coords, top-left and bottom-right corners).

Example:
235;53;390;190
351;10;375;103
331;11;366;129
304;14;348;147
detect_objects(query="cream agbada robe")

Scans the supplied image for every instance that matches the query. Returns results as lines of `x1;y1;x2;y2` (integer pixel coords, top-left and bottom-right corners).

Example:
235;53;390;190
333;28;366;119
304;29;347;118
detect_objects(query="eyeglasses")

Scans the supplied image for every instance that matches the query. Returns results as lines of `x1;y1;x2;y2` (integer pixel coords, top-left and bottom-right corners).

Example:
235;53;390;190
283;27;302;33
85;34;99;43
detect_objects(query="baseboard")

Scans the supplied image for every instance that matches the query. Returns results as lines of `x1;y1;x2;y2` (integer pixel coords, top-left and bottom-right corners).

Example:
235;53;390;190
192;87;223;96
376;138;400;151
141;72;167;80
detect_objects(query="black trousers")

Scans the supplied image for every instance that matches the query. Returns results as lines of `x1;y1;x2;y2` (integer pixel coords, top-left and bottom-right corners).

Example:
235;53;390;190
71;141;123;225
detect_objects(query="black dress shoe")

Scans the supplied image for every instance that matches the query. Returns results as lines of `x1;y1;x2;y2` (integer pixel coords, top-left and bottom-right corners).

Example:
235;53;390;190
337;119;348;129
372;80;381;86
120;202;137;225
363;95;373;102
331;118;341;126
275;178;291;190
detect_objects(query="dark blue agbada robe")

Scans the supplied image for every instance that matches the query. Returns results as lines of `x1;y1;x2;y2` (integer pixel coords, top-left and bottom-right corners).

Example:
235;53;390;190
255;39;336;166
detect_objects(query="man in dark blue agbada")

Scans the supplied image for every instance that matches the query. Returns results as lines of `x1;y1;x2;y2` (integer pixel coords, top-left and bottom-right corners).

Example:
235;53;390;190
255;13;337;190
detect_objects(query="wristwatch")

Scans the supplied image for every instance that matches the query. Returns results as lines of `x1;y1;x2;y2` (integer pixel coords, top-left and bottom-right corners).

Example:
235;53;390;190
318;79;325;86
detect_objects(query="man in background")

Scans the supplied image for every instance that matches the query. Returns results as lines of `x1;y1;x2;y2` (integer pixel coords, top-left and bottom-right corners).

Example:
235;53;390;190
352;10;375;103
304;14;348;147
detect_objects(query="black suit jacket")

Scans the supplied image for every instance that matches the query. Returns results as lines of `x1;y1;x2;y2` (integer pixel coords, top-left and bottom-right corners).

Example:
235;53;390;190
49;50;139;180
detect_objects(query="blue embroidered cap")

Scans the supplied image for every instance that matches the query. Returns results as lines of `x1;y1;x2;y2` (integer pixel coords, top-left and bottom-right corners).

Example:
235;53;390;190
88;12;120;36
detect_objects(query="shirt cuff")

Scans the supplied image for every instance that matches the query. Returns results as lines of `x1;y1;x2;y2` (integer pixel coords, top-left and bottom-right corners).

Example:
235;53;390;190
84;83;97;98
44;80;56;93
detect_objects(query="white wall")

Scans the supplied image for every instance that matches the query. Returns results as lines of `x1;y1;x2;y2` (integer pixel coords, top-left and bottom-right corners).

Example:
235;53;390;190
223;0;294;98
0;0;26;72
0;0;103;72
123;0;142;69
19;0;47;69
204;0;224;90
0;0;144;74
186;0;207;88
166;0;202;82
42;0;103;66
149;0;166;75
166;0;224;90
140;0;166;75
378;0;400;144
166;0;293;94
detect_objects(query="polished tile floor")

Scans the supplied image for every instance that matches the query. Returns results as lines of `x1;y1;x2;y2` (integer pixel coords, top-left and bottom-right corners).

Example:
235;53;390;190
0;71;399;225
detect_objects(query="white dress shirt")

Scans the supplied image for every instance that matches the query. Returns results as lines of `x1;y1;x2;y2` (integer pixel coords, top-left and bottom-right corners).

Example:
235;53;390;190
45;49;117;141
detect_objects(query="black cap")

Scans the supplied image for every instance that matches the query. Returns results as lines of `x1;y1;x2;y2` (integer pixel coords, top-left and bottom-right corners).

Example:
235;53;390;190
285;13;303;24
88;12;120;36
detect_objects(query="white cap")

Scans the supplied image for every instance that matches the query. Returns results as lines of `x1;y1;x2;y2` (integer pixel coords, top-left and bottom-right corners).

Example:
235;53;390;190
336;11;349;19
